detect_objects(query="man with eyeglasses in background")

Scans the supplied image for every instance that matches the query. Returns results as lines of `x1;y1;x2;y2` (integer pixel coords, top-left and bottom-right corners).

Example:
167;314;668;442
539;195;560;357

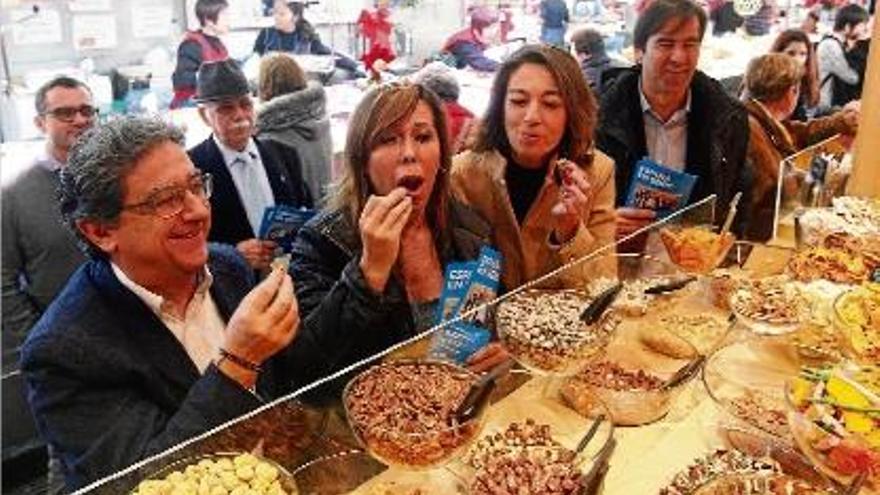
2;76;95;355
21;117;305;490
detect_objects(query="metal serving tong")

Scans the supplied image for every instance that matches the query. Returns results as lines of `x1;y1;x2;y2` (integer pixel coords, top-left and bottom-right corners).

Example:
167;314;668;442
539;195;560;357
452;359;514;425
845;471;868;495
661;355;707;392
580;283;622;325
643;276;697;295
580;437;618;495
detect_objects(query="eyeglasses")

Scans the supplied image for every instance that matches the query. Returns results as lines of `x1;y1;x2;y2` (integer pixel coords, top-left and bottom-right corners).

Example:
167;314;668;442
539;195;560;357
121;173;213;219
43;105;99;123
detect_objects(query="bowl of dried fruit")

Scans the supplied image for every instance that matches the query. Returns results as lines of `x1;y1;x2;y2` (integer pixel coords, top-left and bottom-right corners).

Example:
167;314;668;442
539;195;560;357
343;360;485;469
131;452;298;495
730;276;808;336
786;363;880;492
496;289;618;376
463;416;614;495
560;330;700;426
833;283;880;365
660;225;736;275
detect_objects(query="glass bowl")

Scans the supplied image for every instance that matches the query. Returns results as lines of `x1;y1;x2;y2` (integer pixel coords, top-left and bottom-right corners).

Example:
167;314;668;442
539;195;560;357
730;277;807;336
785;363;880;492
462;403;614;495
833;284;880;364
583;253;693;318
343;360;485;470
561;330;699;425
131;452;298;494
496;289;617;376
692;472;836;494
702;340;801;441
659;224;736;275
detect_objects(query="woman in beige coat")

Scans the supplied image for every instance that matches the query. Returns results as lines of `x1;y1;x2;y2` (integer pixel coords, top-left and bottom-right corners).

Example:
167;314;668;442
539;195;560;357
451;44;616;291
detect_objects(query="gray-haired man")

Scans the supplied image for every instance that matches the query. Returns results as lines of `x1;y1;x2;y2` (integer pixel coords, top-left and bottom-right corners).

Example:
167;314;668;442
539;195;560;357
21;117;302;490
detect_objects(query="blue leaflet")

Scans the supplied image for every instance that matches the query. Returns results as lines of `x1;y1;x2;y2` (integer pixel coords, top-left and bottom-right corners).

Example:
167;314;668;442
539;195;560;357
625;158;698;218
429;246;502;364
258;205;317;253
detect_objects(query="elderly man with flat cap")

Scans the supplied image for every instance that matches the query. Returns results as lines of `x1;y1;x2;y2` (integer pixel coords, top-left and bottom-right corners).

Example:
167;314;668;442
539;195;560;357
189;60;313;271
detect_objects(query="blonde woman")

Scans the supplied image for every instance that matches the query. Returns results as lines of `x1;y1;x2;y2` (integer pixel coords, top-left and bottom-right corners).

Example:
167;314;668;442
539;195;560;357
290;82;506;379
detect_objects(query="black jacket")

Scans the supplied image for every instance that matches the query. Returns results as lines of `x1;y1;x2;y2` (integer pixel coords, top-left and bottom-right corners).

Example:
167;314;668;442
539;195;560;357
188;136;314;246
596;67;752;233
20;245;304;490
289;200;492;382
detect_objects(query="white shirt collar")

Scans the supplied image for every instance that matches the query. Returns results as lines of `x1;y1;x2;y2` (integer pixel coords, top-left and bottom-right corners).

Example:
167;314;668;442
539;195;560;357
638;78;692;123
35;148;64;172
213;135;259;168
110;262;213;317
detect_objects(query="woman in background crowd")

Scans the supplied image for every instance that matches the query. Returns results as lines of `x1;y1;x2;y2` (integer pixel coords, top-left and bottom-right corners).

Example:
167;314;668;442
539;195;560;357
451;44;617;291
770;29;821;120
290;82;506;380
253;1;360;78
257;53;333;202
442;7;501;72
742;53;859;240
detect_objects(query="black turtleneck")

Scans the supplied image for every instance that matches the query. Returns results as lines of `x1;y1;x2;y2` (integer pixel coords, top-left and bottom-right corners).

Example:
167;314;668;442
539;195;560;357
505;159;548;225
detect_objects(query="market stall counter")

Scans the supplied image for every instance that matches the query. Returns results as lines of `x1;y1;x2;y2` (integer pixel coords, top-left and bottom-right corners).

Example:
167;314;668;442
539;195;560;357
70;194;880;495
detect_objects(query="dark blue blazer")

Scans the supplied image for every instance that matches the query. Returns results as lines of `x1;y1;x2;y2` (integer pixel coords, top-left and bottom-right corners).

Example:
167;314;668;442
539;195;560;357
20;245;298;490
188;136;314;246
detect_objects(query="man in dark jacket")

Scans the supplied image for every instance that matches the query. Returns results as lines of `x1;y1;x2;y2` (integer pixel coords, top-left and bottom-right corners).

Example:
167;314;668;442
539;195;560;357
189;60;313;271
20;117;303;490
596;0;751;240
540;0;570;47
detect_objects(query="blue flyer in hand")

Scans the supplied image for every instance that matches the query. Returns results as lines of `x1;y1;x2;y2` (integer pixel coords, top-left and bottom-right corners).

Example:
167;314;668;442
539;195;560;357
258;205;316;253
625;158;698;218
434;261;476;324
429;247;503;364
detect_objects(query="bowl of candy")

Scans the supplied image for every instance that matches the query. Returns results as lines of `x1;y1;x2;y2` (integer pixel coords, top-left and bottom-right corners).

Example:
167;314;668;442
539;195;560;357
343;360;485;469
496;289;618;376
132;452;298;494
786;362;880;492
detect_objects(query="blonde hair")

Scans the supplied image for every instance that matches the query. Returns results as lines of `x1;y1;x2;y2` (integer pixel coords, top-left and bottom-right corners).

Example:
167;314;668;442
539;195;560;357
327;82;453;245
745;53;803;103
258;53;307;102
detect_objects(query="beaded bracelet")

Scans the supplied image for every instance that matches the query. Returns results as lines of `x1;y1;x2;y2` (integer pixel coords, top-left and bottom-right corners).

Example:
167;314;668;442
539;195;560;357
217;348;263;373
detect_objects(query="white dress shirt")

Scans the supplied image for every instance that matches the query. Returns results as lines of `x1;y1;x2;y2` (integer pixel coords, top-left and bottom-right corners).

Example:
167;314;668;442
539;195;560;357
639;82;692;171
213;136;276;237
111;263;226;374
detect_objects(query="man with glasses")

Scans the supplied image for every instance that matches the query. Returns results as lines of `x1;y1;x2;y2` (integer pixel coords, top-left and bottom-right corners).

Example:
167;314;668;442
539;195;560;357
2;76;95;352
189;60;313;271
21;117;304;490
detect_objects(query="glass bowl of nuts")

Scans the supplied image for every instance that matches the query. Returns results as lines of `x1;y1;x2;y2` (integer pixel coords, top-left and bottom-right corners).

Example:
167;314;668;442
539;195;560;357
463;415;614;495
343;360;485;470
496;289;619;377
560;329;700;426
131;452;298;495
702;340;800;442
730;276;808;337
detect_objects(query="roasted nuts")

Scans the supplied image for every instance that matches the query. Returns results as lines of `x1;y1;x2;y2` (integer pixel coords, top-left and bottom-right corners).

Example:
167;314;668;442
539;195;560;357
344;361;479;467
